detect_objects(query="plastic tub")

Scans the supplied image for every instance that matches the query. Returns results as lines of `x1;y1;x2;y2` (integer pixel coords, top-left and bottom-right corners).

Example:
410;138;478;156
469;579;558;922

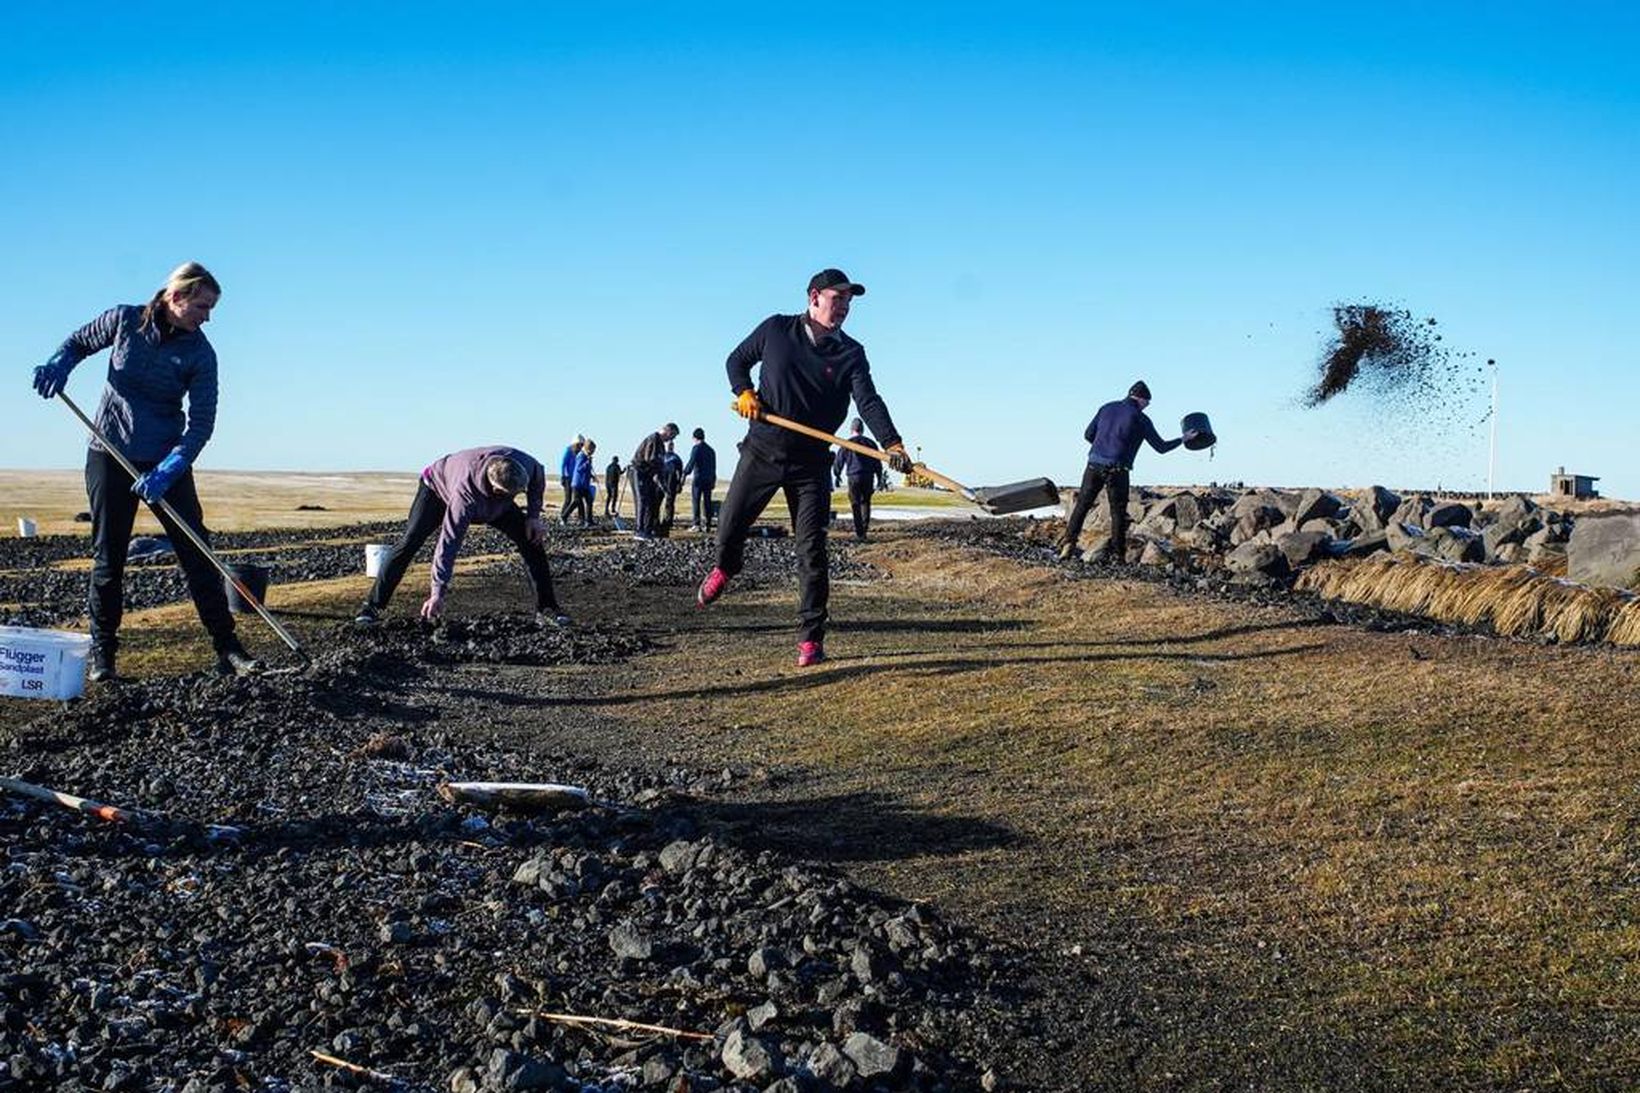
17;518;38;538
365;544;392;578
1181;412;1217;450
0;626;92;701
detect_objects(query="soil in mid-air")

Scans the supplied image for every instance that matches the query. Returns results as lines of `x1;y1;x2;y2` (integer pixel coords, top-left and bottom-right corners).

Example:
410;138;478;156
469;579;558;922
1305;303;1493;410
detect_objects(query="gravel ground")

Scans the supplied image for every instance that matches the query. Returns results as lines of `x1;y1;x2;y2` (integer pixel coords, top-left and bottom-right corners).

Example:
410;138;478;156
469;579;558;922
2;615;1003;1092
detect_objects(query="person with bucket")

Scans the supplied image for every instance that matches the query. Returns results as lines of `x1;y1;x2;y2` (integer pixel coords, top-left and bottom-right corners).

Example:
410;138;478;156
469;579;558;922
29;261;261;682
682;427;717;531
353;446;569;628
1056;380;1197;563
832;417;882;541
696;268;913;667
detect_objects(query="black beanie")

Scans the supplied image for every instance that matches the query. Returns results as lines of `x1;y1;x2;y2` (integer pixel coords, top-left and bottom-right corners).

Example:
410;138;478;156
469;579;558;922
1128;381;1152;400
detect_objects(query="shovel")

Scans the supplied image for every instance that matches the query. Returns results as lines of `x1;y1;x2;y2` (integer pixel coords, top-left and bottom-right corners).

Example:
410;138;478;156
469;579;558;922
56;392;305;659
754;409;1060;515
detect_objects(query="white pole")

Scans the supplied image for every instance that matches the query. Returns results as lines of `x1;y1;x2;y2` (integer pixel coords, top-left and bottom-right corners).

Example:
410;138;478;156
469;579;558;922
1487;362;1499;499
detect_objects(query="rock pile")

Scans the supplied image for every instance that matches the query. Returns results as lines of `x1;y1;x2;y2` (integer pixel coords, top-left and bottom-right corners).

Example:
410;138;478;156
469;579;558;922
1054;486;1576;587
1;623;996;1091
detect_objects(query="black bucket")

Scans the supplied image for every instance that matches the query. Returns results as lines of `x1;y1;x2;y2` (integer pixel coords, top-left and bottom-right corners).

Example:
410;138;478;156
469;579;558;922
224;564;270;613
1181;412;1216;450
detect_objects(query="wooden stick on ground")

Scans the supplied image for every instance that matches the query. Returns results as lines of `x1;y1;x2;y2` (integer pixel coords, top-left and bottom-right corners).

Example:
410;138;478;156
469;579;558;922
518;1009;714;1041
309;1050;400;1083
0;775;140;824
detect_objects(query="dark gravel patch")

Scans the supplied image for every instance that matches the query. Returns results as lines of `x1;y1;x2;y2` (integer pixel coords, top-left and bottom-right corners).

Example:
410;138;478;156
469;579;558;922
1;616;1001;1091
3;527;881;631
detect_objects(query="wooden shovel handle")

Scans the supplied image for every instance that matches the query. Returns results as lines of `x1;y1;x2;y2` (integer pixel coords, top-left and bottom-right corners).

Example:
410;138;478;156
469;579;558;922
749;407;976;501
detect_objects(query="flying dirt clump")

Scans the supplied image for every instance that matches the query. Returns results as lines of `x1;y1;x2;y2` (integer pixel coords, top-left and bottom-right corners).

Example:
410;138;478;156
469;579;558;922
1305;304;1488;410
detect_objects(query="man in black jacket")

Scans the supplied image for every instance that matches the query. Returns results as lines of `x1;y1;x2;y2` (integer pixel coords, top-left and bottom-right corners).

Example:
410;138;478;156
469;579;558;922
682;427;717;531
631;423;678;541
696;269;913;667
832;417;881;541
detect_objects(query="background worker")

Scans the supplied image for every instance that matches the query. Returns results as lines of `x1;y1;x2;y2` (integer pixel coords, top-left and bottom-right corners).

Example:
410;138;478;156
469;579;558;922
603;455;622;518
30;261;260;682
558;435;584;523
1057;381;1193;563
354;446;569;627
696;268;912;667
682;427;717;531
832;416;881;541
567;439;597;525
630;423;678;541
660;440;684;534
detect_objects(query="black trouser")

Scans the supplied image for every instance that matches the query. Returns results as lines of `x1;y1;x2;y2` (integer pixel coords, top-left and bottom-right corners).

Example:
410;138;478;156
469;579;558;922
691;479;716;528
846;475;875;539
604;479;619;516
714;444;832;643
85;448;237;653
559;487;578;523
1062;461;1131;557
366;483;560;612
661;485;678;532
633;469;660;534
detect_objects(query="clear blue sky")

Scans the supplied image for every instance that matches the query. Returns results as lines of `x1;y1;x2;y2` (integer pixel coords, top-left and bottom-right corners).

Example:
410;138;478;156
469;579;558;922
4;3;1635;497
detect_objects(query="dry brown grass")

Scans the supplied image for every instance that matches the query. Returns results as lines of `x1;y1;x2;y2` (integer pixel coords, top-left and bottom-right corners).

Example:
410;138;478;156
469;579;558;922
1301;554;1640;645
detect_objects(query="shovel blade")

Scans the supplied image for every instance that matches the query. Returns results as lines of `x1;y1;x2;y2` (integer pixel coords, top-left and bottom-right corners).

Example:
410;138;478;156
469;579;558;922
972;477;1061;515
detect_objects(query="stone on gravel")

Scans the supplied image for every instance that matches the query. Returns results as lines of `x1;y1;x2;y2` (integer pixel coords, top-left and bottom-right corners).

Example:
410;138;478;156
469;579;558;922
1275;530;1332;570
805;1042;858;1088
486;1048;568;1091
1225;541;1290;582
842;1031;905;1078
609;923;654;961
721;1026;781;1081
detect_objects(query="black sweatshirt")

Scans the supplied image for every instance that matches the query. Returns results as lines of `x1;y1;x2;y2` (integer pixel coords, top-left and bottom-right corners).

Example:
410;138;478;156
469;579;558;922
726;313;901;460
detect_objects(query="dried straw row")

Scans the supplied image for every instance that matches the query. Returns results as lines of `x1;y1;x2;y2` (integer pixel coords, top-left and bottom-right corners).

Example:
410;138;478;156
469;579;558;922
1296;554;1640;646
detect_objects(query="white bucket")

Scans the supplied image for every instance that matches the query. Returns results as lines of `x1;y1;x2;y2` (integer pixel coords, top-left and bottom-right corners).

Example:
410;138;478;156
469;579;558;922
364;544;392;578
17;518;38;538
0;626;93;701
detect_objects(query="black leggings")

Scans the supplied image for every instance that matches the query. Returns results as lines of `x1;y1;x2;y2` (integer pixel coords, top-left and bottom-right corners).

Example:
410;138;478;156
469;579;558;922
84;448;236;653
366;483;560;612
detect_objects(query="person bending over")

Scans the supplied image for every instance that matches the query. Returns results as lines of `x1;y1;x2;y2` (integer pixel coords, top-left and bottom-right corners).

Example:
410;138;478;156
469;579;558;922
355;446;568;627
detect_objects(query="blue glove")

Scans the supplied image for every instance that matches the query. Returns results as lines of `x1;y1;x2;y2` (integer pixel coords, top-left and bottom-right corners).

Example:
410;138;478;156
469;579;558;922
33;362;70;399
132;449;190;503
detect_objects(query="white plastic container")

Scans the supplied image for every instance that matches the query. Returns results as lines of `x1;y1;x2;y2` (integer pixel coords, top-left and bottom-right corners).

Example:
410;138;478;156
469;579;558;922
0;627;92;701
16;518;38;538
364;544;392;578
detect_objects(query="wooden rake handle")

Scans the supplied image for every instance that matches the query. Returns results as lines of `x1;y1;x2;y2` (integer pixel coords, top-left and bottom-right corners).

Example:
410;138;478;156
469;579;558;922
746;407;978;503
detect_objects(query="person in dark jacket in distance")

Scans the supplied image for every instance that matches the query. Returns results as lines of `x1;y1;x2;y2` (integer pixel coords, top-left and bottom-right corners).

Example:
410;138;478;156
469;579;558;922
354;446;568;627
696;268;914;667
631;424;679;540
30;261;260;682
682;428;717;531
832;417;881;541
567;439;597;526
660;441;684;534
603;456;622;518
1057;381;1194;562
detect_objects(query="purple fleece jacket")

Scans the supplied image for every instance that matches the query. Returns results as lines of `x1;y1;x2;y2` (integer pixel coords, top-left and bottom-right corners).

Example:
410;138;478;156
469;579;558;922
421;446;544;593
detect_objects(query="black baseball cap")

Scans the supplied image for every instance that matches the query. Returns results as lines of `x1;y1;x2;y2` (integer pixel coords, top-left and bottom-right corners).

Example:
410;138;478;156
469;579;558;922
808;268;865;296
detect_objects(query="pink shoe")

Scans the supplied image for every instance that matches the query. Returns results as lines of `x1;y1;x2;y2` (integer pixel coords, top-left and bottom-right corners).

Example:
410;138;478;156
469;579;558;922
796;640;826;667
697;566;730;608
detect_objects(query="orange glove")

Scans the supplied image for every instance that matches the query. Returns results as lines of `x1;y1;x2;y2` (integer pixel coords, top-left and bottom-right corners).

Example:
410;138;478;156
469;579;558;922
884;442;913;474
733;389;762;420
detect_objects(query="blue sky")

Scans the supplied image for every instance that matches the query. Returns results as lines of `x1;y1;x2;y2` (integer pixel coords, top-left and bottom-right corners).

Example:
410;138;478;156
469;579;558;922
3;3;1635;497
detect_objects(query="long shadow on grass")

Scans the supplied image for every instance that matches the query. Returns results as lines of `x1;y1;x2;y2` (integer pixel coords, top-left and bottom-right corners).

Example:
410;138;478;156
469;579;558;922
545;643;1326;707
998;617;1327;651
681;791;1020;864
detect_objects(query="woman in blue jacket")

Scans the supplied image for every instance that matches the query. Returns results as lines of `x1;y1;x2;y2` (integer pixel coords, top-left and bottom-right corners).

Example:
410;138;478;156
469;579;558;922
31;262;261;682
